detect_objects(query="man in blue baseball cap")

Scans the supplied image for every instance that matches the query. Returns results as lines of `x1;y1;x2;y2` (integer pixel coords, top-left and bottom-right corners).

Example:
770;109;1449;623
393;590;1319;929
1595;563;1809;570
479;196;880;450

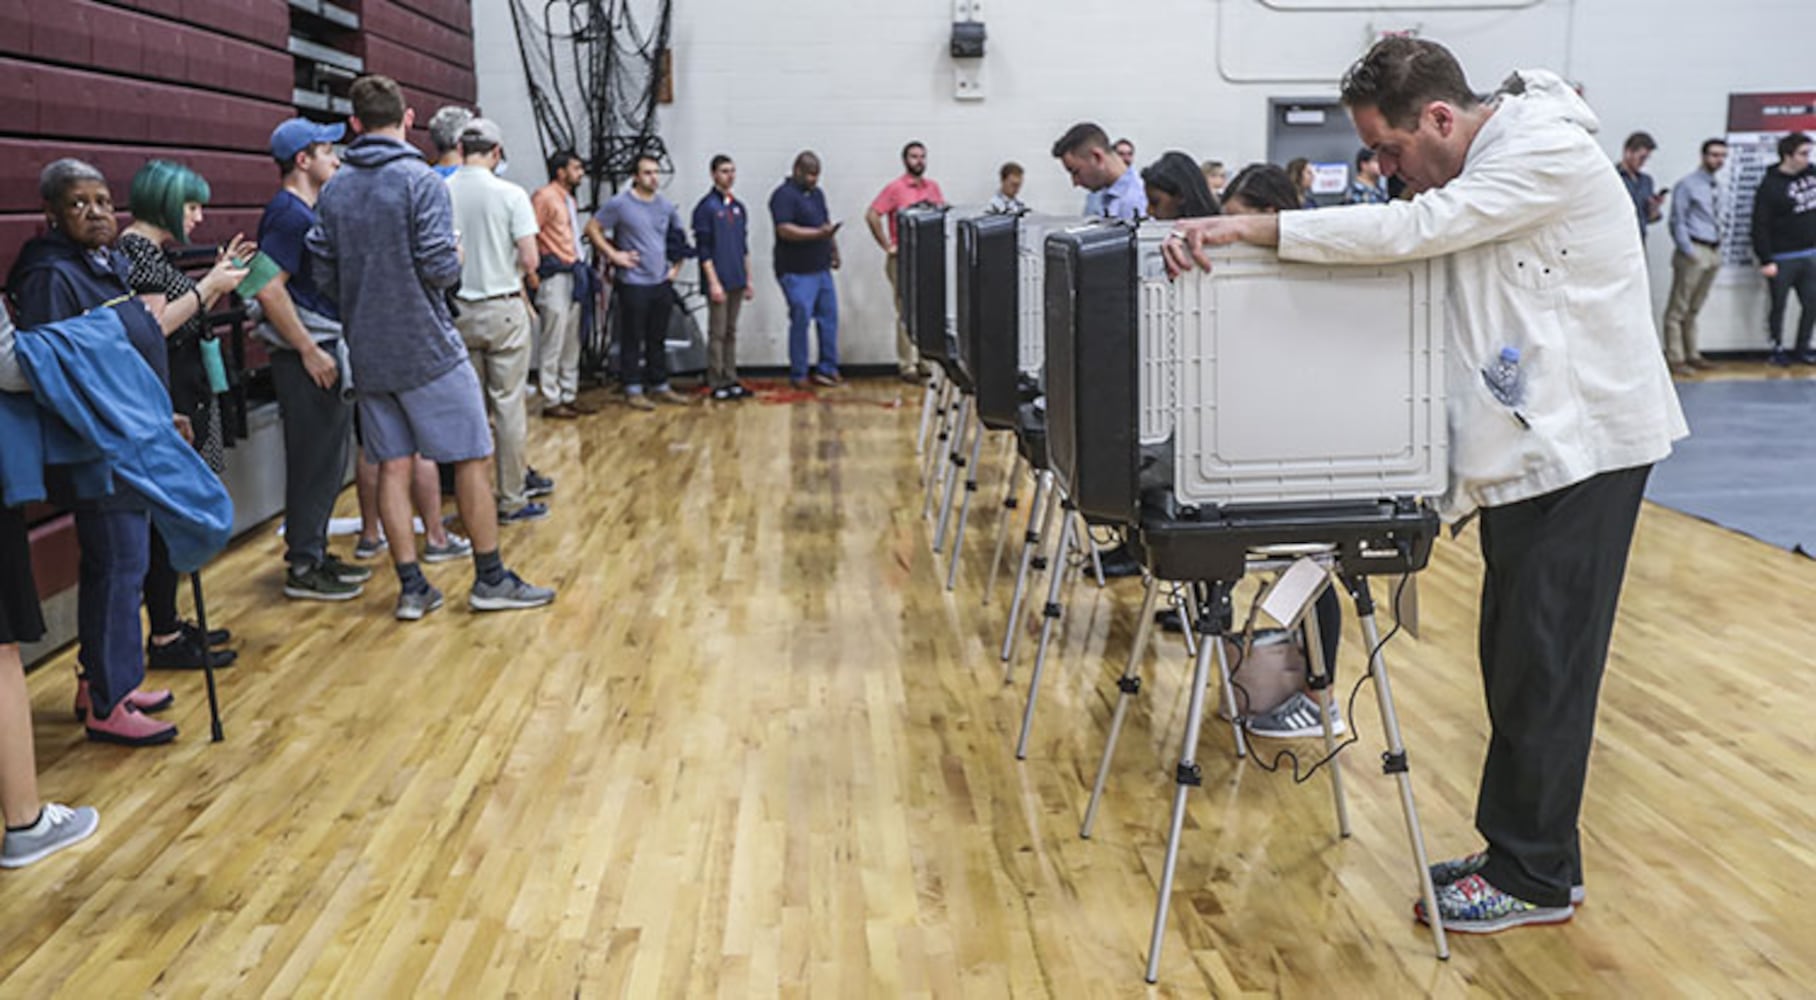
269;118;346;167
255;116;371;602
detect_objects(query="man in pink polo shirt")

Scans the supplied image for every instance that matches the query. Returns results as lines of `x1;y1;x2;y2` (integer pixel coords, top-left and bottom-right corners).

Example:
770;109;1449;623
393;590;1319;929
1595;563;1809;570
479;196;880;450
866;141;946;381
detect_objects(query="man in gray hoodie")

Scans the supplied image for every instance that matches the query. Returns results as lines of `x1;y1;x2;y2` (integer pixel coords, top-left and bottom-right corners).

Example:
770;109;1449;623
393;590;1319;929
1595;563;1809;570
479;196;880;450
309;75;554;621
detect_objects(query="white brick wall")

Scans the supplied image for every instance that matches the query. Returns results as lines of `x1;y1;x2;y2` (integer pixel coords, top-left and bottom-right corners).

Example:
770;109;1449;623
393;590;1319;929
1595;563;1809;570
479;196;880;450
475;0;1807;362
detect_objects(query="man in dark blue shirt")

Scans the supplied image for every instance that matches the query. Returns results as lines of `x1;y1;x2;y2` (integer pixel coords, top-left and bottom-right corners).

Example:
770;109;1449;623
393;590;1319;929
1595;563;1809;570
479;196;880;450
767;151;842;388
693;155;753;400
254;117;376;602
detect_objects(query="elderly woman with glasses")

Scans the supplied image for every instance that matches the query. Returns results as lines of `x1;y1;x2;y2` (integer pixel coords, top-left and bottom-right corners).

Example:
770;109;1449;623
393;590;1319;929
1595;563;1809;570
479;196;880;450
3;158;232;746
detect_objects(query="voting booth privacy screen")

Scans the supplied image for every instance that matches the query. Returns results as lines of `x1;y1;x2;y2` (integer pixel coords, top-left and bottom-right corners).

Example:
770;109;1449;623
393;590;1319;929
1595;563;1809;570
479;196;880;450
1169;246;1447;506
957;212;1021;430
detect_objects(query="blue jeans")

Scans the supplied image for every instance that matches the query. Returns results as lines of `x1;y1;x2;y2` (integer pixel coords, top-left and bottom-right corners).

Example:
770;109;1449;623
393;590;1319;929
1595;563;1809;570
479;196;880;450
75;506;150;719
778;270;839;380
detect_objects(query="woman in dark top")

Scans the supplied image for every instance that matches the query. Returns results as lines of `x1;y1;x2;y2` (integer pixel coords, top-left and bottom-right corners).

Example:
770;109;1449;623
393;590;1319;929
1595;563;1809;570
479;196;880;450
116;160;248;674
5;159;197;746
1208;160;1348;739
1141;151;1222;221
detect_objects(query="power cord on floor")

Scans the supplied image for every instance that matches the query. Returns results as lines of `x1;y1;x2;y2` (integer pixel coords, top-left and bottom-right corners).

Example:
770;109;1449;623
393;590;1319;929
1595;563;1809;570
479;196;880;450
1223;573;1411;784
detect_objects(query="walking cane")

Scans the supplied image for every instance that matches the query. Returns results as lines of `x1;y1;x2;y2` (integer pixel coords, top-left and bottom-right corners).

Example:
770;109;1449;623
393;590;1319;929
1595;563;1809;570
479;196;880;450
189;571;224;742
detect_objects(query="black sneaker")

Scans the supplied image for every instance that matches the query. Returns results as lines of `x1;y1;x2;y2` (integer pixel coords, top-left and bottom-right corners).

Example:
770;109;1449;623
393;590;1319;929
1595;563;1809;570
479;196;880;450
179;621;231;647
146;630;238;670
321;553;373;584
1770;347;1791;367
284;562;365;602
524;468;555;498
711;385;736;401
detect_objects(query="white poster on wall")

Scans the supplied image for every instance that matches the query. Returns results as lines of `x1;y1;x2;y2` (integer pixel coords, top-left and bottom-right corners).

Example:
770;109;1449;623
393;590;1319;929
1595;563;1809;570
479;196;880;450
1310;162;1348;196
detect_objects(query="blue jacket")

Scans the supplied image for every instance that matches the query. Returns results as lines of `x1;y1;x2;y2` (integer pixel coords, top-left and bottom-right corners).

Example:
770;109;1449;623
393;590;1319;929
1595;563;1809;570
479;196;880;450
307;134;466;394
0;309;233;572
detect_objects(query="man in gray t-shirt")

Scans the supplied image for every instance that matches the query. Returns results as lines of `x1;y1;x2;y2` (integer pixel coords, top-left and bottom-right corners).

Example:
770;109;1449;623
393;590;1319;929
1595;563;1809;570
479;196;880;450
585;155;690;409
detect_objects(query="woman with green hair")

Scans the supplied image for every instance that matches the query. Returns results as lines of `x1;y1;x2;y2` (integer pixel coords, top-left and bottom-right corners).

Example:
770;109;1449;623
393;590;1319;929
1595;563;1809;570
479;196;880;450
117;159;251;672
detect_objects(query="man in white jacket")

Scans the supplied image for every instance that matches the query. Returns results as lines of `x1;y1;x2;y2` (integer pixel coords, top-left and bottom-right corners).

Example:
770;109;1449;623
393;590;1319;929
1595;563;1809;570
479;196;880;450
1165;38;1687;934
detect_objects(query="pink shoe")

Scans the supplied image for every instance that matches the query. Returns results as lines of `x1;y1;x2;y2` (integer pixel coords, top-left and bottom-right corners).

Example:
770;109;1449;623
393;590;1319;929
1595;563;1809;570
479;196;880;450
73;680;174;723
84;702;177;746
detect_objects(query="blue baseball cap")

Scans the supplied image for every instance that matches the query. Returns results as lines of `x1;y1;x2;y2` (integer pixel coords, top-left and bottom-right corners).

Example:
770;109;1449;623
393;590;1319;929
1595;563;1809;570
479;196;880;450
270;118;347;163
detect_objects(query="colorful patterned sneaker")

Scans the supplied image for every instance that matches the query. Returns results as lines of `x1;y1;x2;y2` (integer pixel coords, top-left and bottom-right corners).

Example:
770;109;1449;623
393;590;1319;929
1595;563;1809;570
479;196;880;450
1245;691;1346;740
421;533;473;564
1430;852;1586;905
1;804;100;869
1414;873;1574;933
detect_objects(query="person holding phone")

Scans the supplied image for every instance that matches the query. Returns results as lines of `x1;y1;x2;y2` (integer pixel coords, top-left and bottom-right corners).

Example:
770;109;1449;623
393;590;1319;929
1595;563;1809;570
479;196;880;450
768;151;843;390
1617;131;1665;239
117;161;253;673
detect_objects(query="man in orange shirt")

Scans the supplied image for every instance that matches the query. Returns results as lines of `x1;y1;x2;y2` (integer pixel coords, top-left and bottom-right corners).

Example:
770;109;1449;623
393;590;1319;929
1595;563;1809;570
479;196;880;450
866;141;945;381
530;149;596;419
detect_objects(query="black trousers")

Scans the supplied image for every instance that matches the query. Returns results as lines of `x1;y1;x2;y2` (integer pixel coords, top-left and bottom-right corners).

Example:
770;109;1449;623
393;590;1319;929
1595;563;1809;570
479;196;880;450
271;345;353;568
1474;464;1650;907
1766;255;1816;352
144;524;181;637
615;281;674;391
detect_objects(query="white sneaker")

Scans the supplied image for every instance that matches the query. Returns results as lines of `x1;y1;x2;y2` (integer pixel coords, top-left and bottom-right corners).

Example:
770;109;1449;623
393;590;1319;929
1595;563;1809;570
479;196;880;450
1245;691;1346;739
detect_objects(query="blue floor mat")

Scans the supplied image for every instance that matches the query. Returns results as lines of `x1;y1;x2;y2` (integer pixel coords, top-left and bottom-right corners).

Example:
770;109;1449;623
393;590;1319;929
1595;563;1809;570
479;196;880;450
1645;378;1816;555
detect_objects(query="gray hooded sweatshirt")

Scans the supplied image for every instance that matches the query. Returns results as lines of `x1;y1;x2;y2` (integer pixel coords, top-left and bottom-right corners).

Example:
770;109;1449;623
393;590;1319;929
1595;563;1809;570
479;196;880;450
307;134;465;394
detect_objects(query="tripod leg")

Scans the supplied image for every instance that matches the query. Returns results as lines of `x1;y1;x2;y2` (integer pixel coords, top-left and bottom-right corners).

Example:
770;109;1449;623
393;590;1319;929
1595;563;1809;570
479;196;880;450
1351;576;1449;959
1083;520;1107;587
915;372;939;456
190;572;224;742
1180;585;1199;659
1303;600;1351;837
984;449;1024;604
1015;512;1074;759
1212;615;1247;759
934;397;972;554
1002;472;1055;670
1144;581;1226;984
921;379;953;514
1081;573;1161;838
945;422;987;591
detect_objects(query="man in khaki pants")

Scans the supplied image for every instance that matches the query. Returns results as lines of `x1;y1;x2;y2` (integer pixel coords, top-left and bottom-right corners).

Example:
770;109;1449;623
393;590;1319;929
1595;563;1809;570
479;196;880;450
1662;138;1729;375
445;118;548;523
867;141;946;382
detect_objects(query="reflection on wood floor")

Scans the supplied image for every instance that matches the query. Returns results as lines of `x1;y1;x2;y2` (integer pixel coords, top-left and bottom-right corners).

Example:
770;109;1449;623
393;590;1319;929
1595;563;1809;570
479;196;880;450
4;377;1810;997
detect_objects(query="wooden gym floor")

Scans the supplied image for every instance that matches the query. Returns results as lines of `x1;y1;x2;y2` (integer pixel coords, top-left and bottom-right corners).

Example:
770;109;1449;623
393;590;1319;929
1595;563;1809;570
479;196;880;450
2;375;1810;997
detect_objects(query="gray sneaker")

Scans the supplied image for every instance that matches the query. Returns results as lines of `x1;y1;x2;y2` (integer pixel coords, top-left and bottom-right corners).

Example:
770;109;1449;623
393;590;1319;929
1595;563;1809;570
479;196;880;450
469;571;556;612
395;583;445;621
1244;691;1346;740
422;533;472;564
353;535;388;560
1;803;100;869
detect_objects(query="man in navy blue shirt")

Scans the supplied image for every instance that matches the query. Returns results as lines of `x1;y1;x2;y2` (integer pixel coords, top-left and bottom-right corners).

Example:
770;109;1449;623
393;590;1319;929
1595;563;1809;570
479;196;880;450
768;152;843;389
693;155;754;400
